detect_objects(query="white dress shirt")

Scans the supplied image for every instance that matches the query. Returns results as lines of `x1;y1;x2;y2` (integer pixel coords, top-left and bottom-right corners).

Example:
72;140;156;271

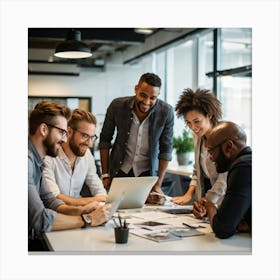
191;135;227;206
120;111;150;176
42;147;107;197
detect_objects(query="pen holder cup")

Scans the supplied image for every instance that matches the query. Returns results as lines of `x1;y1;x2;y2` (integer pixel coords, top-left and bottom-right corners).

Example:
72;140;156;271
114;227;129;244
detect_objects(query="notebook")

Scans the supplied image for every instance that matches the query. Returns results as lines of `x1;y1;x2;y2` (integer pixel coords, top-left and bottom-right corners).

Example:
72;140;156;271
107;176;158;209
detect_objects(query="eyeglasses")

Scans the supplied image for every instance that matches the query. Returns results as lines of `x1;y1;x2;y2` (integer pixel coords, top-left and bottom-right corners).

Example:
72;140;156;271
207;139;227;156
73;129;98;143
207;138;237;156
44;123;68;138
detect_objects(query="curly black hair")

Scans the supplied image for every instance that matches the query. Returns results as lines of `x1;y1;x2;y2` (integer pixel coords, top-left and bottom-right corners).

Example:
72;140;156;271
175;88;222;125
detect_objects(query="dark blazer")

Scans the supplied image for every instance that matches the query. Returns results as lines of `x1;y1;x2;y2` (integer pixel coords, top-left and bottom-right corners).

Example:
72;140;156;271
99;96;174;177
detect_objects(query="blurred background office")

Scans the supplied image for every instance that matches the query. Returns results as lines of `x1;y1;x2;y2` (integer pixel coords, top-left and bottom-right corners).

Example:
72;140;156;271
28;28;252;147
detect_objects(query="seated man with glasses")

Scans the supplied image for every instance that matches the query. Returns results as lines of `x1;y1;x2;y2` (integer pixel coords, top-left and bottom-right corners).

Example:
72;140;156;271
42;108;107;207
29;102;110;251
196;121;252;239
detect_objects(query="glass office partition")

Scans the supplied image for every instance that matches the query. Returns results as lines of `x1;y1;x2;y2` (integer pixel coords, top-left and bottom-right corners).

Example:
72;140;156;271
165;39;195;137
220;76;252;145
133;28;252;145
155;51;167;101
198;31;213;89
218;28;252;145
220;28;252;69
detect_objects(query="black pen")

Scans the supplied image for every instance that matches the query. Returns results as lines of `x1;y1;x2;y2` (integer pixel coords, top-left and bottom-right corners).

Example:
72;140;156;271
182;222;194;229
123;219;127;228
182;222;206;229
118;214;122;228
141;227;153;231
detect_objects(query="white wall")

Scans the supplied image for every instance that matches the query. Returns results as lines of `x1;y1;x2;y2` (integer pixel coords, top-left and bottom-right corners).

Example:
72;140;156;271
28;63;144;114
28;28;196;113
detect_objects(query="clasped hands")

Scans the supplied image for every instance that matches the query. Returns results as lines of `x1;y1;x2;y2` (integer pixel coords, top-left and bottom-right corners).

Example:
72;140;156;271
193;198;216;219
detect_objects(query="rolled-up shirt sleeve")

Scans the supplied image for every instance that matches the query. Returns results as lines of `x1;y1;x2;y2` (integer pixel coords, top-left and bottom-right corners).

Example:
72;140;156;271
41;156;61;197
205;172;227;205
28;183;57;234
99;101;116;150
85;151;107;196
28;156;62;235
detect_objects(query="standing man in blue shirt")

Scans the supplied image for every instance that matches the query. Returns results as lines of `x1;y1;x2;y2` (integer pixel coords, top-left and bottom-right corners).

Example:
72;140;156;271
28;101;110;251
99;73;174;203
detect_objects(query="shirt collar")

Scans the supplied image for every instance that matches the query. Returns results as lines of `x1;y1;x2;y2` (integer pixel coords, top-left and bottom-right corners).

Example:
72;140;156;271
28;139;44;168
59;146;82;164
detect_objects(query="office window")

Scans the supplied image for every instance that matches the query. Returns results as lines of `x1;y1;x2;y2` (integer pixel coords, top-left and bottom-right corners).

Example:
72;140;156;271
165;39;195;137
198;31;213;89
220;28;252;69
218;28;252;145
219;76;252;145
134;28;252;145
166;39;195;106
155;51;167;101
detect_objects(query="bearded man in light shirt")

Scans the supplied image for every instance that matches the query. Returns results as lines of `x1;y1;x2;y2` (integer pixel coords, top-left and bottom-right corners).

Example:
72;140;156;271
42;109;107;206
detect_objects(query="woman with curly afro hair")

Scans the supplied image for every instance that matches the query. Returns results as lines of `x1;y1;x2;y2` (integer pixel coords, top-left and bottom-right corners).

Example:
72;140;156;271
171;88;228;219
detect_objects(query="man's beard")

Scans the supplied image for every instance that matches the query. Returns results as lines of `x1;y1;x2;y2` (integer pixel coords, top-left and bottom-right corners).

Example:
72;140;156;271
43;134;60;157
69;137;87;157
215;147;231;173
135;100;151;114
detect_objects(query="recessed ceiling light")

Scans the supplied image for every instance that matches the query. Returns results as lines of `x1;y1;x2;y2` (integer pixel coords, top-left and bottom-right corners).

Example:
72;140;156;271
134;28;154;35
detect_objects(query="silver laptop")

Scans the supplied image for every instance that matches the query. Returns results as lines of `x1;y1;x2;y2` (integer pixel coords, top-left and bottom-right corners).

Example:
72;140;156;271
107;176;158;209
104;193;124;223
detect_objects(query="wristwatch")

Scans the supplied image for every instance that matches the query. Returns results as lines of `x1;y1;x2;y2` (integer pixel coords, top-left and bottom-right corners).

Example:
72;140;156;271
81;214;92;228
101;173;110;180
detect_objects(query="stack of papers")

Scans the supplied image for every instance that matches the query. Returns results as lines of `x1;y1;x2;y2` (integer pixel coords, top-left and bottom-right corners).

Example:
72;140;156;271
130;226;204;242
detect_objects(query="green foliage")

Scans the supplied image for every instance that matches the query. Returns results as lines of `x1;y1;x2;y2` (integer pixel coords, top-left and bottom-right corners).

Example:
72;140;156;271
173;130;194;153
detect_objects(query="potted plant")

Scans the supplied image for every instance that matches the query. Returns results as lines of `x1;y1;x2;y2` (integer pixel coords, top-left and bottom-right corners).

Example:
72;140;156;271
173;130;194;165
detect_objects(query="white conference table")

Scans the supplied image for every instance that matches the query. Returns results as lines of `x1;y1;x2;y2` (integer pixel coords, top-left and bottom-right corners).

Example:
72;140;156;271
43;206;251;255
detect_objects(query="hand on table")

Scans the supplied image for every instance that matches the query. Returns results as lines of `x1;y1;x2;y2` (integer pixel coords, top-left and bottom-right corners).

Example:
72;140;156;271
81;201;101;214
171;194;192;205
88;203;111;226
146;184;165;204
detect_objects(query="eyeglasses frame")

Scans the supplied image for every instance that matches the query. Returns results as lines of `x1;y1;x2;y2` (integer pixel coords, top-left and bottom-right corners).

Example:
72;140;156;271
44;122;68;138
207;138;235;156
73;128;98;143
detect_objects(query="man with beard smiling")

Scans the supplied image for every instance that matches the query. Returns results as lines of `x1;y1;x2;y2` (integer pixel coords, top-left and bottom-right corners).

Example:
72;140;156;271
28;102;110;251
42;109;107;206
198;121;252;239
99;73;174;203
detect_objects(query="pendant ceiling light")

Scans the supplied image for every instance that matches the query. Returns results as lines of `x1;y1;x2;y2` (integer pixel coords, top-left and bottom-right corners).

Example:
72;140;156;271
54;30;92;59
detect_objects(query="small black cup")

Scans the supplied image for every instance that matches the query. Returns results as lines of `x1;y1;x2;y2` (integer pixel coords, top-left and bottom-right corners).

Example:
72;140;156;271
114;227;129;244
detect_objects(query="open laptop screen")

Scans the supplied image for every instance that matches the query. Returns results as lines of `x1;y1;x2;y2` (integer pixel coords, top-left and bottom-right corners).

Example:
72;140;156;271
107;176;158;209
